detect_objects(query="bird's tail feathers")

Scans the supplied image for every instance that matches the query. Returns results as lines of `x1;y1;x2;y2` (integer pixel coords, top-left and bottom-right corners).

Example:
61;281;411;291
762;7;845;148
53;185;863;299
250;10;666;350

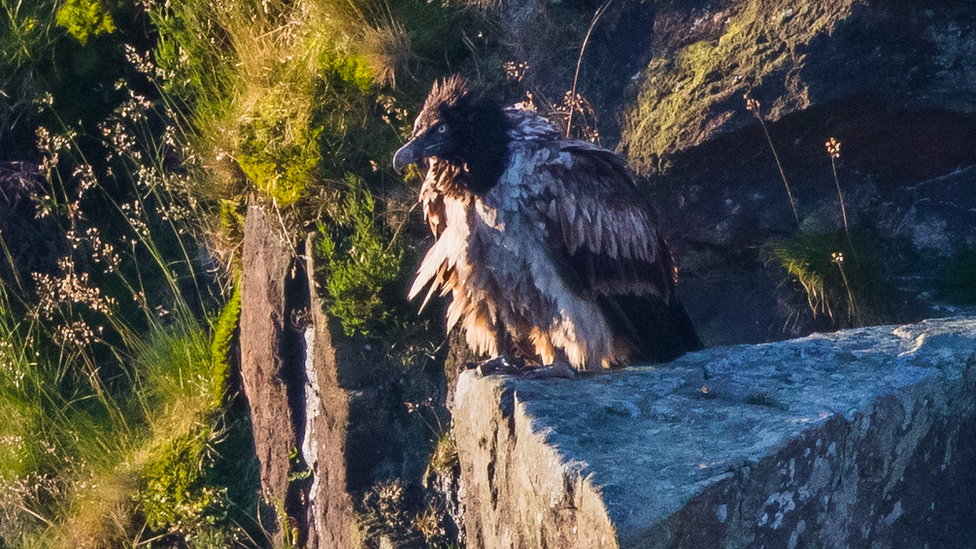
598;294;703;364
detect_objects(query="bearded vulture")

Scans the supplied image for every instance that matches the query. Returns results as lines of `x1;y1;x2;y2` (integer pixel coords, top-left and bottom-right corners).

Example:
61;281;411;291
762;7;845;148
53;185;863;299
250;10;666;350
393;76;701;372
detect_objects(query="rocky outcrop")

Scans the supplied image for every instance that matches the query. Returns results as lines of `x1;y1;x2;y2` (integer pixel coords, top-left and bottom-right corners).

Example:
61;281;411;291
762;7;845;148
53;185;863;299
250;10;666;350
239;205;453;548
301;238;359;549
236;3;976;547
620;0;976;172
239;204;310;545
495;0;655;143
452;316;976;548
600;0;976;345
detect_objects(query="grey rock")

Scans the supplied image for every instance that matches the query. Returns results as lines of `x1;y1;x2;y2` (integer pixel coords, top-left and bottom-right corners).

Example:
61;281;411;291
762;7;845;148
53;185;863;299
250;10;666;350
601;0;976;346
240;212;454;547
452;316;976;548
888;166;976;257
301;236;358;549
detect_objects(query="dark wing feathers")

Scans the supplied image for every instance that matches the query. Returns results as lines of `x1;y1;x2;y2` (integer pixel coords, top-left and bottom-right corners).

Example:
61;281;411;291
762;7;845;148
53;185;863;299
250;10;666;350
598;290;702;363
535;143;702;363
536;144;671;300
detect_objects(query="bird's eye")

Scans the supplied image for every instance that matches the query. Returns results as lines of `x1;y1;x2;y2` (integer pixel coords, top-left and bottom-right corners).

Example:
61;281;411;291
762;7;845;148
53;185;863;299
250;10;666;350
437;124;447;133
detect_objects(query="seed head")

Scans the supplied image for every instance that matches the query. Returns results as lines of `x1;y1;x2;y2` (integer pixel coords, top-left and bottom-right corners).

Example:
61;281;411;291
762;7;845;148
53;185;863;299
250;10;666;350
503;61;530;82
826;137;842;158
745;95;761;113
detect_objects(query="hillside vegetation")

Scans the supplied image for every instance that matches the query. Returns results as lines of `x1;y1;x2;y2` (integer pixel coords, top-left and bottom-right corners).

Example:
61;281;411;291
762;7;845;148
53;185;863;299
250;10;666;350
0;0;507;546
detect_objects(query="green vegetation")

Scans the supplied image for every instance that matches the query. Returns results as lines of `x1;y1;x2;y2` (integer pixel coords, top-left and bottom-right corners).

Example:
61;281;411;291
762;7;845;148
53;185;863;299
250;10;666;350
0;184;255;545
3;0;964;544
0;0;500;545
753;111;895;332
55;0;114;44
428;432;459;477
0;0;263;544
145;0;474;341
316;176;403;338
765;229;894;330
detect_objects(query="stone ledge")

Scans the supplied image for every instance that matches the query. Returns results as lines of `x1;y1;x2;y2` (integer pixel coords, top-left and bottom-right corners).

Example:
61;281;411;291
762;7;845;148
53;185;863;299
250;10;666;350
452;317;976;548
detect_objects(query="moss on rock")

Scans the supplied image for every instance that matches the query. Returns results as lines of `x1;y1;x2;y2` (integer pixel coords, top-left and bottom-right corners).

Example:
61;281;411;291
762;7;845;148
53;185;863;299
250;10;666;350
620;0;856;174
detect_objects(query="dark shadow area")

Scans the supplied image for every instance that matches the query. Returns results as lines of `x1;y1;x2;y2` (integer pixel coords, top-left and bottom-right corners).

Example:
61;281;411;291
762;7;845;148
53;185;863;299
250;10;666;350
648;98;976;345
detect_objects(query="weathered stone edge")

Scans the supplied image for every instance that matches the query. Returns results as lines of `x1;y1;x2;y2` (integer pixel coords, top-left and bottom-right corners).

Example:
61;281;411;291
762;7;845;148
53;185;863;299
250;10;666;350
453;371;619;549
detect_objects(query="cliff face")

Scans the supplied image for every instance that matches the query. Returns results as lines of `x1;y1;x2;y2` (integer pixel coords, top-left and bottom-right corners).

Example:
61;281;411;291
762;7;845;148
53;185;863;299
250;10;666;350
490;0;976;347
240;205;308;545
452;317;976;549
238;205;451;548
619;0;976;172
605;0;976;345
233;2;976;546
446;13;976;546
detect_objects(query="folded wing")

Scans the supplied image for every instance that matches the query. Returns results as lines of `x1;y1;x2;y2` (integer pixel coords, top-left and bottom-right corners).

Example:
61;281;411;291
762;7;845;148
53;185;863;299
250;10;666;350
532;143;701;362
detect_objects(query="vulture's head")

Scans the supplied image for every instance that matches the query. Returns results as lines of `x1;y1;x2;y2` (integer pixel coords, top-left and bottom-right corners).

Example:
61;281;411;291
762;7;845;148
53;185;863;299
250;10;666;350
393;75;511;195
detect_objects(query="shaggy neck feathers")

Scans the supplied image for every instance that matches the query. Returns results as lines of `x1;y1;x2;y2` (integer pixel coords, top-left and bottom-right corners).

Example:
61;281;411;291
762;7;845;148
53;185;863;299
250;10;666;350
419;78;511;196
452;95;511;195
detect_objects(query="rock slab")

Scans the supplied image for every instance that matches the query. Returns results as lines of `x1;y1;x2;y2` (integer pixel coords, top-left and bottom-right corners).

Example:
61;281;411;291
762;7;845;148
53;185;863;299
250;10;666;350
452;317;976;548
238;205;317;545
240;204;300;514
301;241;359;549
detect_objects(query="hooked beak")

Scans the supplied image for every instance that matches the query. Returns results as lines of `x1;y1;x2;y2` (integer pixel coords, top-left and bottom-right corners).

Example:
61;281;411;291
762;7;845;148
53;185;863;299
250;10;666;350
393;138;422;175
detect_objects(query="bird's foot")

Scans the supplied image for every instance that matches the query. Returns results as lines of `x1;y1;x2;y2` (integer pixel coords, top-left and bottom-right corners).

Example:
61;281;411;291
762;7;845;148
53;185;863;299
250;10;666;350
466;355;520;377
464;357;577;379
520;360;576;380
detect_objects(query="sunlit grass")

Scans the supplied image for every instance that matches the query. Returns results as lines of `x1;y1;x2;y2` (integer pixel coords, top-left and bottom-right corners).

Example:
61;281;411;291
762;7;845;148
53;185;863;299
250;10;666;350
765;229;894;330
0;35;258;544
1;0;488;546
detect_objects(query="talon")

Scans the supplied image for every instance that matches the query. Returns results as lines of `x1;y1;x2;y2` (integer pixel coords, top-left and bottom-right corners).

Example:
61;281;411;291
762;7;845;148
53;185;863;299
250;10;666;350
521;360;576;380
471;355;518;376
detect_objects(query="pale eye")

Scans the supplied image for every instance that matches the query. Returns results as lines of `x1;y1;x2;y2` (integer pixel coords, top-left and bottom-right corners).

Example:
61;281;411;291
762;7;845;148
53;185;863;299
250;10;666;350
437;124;447;133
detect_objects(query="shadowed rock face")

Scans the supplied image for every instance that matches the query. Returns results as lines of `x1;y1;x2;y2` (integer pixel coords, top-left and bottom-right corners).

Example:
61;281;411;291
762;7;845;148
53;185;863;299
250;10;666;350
604;0;976;345
619;0;976;172
491;0;976;347
239;205;453;548
655;104;976;345
452;316;976;549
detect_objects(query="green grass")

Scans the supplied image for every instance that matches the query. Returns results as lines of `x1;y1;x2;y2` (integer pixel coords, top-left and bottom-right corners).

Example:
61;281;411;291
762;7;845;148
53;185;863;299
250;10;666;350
1;0;60;73
0;0;507;546
0;298;255;547
0;15;260;540
144;0;466;361
765;228;895;329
